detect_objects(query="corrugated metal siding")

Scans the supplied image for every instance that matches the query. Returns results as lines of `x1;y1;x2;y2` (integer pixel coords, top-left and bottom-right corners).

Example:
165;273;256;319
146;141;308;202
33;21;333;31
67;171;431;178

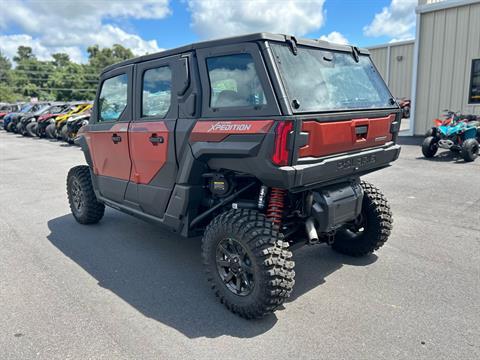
369;42;414;99
414;2;480;135
369;47;388;80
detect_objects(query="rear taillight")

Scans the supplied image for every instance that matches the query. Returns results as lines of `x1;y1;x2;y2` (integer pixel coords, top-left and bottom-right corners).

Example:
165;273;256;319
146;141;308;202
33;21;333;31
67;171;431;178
272;121;293;166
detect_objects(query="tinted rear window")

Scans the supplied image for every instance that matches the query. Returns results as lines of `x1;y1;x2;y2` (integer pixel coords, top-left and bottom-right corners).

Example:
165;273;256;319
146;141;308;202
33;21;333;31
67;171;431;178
272;44;394;113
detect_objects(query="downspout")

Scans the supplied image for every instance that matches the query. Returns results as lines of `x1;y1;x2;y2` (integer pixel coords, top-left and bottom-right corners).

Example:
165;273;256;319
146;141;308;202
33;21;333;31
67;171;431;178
405;6;422;137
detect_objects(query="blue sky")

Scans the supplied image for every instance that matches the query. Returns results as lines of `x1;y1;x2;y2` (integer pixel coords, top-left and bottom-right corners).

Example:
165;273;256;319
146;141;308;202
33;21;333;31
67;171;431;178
0;0;417;63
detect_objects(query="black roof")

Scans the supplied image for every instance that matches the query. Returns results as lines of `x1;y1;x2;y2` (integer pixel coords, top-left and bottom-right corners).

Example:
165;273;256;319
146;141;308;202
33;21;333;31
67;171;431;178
102;32;370;75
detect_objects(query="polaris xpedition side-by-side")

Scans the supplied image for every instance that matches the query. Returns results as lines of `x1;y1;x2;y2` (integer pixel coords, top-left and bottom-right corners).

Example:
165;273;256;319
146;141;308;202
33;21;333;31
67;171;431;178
67;33;402;319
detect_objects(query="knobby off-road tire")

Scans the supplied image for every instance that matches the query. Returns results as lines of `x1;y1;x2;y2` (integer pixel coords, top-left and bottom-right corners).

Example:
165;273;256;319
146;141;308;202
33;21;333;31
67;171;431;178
202;209;295;319
45;123;56;139
422;136;438;158
60;125;69;142
25;122;37;137
461;138;479;162
332;181;392;257
67;165;105;224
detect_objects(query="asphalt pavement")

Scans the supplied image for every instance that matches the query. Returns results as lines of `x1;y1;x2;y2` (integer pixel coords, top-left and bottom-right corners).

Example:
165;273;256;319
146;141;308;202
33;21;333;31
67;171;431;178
0;131;479;360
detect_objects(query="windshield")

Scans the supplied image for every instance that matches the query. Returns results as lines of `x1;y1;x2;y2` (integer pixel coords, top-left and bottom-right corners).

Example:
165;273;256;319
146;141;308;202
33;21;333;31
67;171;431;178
271;44;395;113
20;104;33;112
34;104;52;115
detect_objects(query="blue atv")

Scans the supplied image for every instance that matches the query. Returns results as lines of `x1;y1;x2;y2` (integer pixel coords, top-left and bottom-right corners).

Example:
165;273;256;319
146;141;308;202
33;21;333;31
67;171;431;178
422;112;479;162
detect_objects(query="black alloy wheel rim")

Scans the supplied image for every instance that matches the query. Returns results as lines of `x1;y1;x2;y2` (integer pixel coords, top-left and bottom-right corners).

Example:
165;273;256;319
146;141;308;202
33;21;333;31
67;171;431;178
216;238;255;296
71;180;84;213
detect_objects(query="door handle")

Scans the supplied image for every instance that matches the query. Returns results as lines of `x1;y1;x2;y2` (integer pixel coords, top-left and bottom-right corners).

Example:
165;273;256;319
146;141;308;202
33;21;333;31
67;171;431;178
111;134;122;144
149;133;164;145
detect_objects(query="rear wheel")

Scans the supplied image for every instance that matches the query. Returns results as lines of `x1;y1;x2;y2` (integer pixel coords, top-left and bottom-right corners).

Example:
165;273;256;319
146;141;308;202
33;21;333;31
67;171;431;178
45;124;56;139
25;122;37;137
202;209;295;319
6;122;14;132
422;136;438;158
60;125;69;142
461;138;479;162
67;165;105;224
331;181;392;257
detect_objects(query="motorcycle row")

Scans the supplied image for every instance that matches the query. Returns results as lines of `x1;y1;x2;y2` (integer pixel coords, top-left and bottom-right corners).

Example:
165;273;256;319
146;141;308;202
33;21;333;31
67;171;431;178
0;101;92;144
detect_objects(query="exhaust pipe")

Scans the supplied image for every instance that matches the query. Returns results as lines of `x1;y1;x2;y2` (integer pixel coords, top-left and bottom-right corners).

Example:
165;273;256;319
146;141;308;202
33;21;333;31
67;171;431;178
305;217;319;244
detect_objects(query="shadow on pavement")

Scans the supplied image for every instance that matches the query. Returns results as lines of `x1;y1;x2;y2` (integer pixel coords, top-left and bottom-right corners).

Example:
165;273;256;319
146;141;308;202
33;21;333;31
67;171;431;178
416;150;466;163
47;211;376;338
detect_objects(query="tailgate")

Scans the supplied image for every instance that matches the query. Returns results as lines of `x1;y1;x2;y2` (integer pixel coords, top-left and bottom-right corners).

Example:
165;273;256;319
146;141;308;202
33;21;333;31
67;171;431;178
298;114;396;159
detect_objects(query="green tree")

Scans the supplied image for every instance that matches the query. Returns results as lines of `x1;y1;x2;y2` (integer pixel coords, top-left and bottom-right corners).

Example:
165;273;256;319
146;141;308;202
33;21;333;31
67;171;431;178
0;51;24;102
86;44;134;74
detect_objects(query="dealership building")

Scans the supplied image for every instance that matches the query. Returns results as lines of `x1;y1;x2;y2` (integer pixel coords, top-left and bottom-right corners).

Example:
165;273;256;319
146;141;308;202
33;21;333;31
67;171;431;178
368;0;480;136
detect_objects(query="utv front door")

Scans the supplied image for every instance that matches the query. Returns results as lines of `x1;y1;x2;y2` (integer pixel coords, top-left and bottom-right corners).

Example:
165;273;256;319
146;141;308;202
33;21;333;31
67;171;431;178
124;56;179;218
86;66;133;203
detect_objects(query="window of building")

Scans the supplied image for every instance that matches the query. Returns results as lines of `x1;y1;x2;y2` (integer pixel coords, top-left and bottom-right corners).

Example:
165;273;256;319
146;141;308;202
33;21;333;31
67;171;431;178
206;53;267;108
469;59;480;104
142;66;172;117
99;73;128;122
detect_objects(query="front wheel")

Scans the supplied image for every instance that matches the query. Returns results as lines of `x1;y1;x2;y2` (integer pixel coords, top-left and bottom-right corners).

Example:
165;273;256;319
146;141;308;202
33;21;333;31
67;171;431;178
25;122;37;137
45;124;56;139
422;136;438;158
461;138;479;162
331;181;392;257
67;165;105;224
202;209;295;319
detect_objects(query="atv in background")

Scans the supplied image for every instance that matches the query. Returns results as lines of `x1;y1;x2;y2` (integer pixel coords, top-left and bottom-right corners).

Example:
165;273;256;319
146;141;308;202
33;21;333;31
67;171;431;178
24;103;70;137
422;110;479;162
0;103;23;128
17;103;55;136
3;103;38;132
35;104;77;138
9;102;51;134
64;110;91;144
397;98;410;119
46;103;91;139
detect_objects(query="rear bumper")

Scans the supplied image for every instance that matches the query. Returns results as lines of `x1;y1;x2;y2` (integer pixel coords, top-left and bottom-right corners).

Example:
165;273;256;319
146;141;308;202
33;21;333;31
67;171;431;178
288;143;401;190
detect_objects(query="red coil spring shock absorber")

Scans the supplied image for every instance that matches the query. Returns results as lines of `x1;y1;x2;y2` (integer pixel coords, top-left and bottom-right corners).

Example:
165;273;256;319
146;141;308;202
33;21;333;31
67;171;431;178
267;188;285;226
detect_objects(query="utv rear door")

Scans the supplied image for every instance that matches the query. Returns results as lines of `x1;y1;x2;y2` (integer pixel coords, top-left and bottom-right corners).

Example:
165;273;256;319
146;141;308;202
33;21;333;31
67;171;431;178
125;56;179;218
86;65;133;203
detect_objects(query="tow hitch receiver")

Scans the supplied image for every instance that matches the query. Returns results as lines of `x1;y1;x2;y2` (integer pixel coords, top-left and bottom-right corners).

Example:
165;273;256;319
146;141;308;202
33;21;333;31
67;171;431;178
311;182;364;233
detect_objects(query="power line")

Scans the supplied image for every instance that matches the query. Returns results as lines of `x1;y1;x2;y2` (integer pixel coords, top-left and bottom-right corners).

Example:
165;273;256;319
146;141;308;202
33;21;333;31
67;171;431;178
9;69;99;78
8;86;96;92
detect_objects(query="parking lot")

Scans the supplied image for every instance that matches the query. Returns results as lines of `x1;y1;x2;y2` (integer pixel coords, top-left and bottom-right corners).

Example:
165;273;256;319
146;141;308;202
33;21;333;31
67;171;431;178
0;131;479;360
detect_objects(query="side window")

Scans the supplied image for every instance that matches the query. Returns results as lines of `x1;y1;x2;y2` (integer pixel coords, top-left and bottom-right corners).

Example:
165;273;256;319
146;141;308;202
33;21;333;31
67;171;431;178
206;53;267;108
142;66;172;117
98;73;128;122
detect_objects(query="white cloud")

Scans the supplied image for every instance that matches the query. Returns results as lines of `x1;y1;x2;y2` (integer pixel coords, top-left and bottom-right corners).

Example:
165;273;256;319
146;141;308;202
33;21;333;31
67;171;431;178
319;31;349;45
187;0;326;39
363;0;417;40
0;0;170;63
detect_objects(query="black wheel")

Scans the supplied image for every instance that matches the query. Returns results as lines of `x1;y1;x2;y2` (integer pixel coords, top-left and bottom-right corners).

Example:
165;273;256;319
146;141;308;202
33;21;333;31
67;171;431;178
60;125;69;141
67;165;105;224
25;122;37;137
45;123;56;139
6;122;14;132
331;181;392;257
425;127;434;137
461;138;479;162
422;136;438;158
202;209;295;319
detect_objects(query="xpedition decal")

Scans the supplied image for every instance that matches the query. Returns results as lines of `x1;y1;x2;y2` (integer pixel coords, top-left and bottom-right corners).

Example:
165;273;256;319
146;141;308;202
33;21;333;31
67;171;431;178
190;120;274;142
